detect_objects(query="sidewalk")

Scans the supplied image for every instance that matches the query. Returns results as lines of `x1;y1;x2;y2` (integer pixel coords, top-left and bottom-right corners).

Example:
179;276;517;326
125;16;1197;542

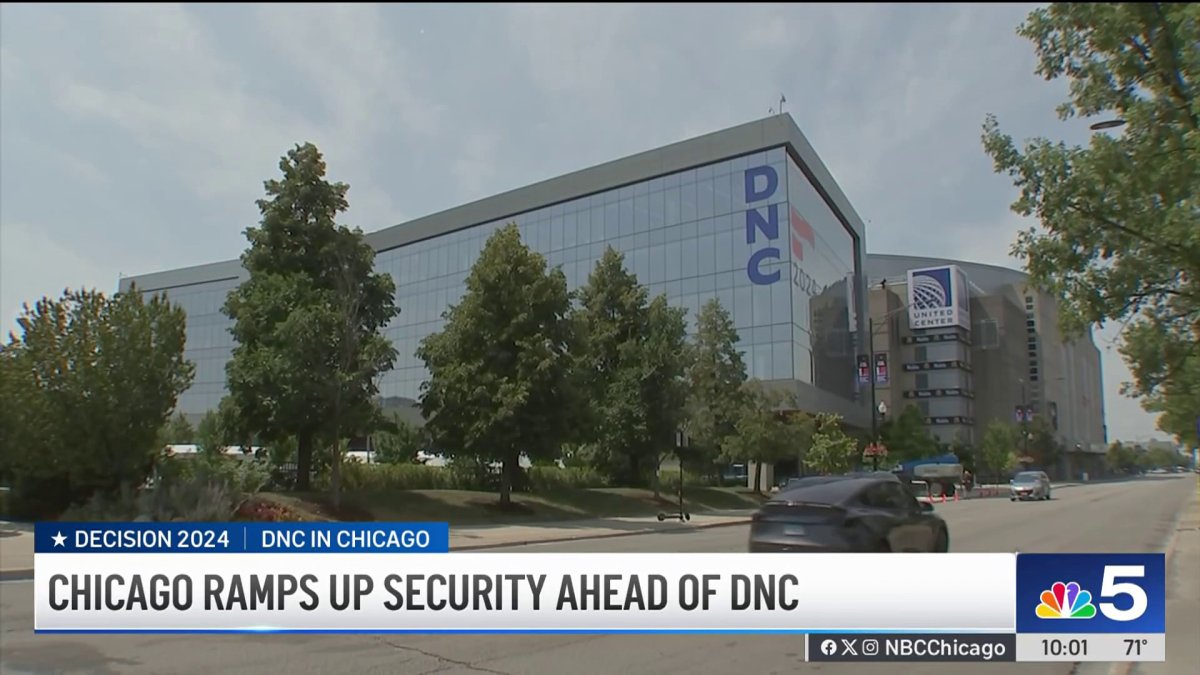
450;511;754;551
1128;480;1200;675
0;525;34;581
0;511;755;580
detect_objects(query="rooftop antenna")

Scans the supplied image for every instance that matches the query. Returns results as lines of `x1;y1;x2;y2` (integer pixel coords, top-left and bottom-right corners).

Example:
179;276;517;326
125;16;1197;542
779;94;787;114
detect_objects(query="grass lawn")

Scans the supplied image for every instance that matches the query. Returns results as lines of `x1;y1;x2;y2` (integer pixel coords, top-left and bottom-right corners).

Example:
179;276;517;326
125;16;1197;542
258;486;768;526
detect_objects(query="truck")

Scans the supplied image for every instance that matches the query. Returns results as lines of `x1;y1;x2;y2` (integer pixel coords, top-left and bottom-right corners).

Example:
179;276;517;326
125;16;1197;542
892;453;964;497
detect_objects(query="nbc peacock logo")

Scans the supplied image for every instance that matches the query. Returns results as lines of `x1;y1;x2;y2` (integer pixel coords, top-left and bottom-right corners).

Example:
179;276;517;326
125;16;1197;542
1036;581;1097;619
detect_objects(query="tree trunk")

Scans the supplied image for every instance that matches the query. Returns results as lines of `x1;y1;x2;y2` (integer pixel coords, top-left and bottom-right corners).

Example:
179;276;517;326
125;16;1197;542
330;440;342;511
296;432;314;491
499;455;513;506
753;459;763;495
652;454;663;500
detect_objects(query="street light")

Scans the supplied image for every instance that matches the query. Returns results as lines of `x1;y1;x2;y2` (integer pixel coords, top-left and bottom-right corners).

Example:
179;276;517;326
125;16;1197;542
866;280;908;439
1089;119;1126;131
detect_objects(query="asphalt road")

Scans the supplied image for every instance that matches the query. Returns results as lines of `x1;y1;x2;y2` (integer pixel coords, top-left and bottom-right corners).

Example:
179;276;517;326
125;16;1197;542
0;475;1193;675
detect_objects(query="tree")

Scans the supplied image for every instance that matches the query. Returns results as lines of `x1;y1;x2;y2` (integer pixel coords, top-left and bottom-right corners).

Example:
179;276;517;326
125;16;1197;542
1105;441;1139;473
159;412;195;446
804;413;859;475
686;298;749;480
640;295;691;497
878;404;940;464
374;416;427;465
417;223;575;505
982;3;1200;443
979;420;1018;484
223;143;399;491
0;288;194;517
195;410;227;456
726;383;813;493
572;247;656;486
1025;416;1065;469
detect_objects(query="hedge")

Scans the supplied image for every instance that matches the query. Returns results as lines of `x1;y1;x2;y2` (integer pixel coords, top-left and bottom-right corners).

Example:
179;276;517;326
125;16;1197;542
318;463;610;493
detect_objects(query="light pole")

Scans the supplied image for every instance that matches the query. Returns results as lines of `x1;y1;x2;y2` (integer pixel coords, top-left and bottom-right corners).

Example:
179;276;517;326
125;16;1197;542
1018;376;1031;463
1089;119;1126;131
865;280;908;440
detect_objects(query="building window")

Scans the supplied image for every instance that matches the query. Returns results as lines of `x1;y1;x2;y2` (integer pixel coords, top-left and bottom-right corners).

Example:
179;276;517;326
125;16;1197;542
916;373;929;389
915;346;928;361
918;401;930;416
1028;350;1038;358
1025;320;1036;328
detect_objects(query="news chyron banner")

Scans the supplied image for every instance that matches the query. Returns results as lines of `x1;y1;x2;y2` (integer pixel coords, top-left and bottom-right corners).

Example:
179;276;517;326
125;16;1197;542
33;523;1166;663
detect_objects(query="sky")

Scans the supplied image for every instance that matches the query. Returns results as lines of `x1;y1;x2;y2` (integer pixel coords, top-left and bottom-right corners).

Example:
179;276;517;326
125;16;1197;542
0;3;1171;443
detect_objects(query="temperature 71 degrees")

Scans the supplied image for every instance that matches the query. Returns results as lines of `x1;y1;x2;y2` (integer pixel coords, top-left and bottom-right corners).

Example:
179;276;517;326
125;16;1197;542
1124;639;1147;656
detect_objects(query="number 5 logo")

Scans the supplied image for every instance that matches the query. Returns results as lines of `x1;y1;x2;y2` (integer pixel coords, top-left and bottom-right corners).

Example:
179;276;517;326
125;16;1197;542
1099;565;1147;621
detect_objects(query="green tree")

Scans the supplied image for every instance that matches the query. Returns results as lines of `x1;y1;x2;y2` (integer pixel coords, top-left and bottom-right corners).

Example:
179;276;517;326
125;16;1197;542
804;413;859;475
0;288;194;517
417;223;575;505
726;383;814;493
374;416;427;465
979;420;1018;484
195;410;227;456
686;298;749;480
572;247;656;486
982;3;1200;443
641;295;691;497
1105;442;1139;473
223;143;399;491
159;412;195;446
878;404;940;464
1025;416;1065;469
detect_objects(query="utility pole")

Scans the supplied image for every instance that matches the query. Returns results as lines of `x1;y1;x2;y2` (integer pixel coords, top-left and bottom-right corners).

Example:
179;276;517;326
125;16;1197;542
869;315;878;439
1020;378;1030;460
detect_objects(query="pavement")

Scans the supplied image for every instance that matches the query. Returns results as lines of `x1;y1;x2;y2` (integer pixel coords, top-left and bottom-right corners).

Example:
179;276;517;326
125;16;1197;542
1;474;1196;675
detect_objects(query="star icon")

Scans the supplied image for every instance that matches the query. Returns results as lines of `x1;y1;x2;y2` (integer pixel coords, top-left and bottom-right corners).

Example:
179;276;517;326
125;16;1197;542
51;532;66;547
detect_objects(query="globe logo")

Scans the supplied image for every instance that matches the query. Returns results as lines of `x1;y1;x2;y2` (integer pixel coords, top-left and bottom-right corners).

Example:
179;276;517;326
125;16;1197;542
911;273;950;310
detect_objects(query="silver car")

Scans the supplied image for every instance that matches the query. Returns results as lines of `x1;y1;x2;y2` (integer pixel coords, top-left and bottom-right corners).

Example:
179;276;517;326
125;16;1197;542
1010;471;1051;501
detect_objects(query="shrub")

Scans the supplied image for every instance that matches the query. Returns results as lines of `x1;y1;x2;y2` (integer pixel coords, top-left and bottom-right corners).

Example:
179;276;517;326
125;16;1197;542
526;466;608;491
236;497;306;522
320;463;609;493
656;470;719;489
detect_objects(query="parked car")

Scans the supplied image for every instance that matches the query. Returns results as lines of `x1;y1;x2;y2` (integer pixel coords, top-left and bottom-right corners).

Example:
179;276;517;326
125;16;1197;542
1009;471;1052;501
748;473;949;553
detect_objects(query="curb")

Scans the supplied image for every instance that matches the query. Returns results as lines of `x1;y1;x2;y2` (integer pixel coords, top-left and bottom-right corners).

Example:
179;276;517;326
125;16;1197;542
0;567;34;582
453;518;752;552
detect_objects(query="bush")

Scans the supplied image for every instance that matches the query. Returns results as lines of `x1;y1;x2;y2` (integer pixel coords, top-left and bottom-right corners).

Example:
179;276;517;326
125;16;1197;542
236;497;306;522
56;454;270;522
320;462;609;493
526;466;608;491
656;470;719;489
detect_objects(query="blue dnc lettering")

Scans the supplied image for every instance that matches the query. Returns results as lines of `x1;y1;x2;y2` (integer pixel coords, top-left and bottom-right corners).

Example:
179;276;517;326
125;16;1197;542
745;165;781;286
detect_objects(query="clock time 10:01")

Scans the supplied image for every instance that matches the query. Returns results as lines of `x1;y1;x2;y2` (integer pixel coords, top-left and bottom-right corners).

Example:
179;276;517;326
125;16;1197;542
1041;639;1088;657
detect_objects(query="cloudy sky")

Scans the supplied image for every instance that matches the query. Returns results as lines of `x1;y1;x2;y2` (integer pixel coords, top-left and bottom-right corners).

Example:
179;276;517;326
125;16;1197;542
0;3;1168;442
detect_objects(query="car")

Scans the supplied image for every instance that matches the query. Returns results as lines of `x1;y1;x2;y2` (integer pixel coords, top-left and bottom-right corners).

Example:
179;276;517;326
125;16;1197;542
747;473;949;553
1009;471;1051;501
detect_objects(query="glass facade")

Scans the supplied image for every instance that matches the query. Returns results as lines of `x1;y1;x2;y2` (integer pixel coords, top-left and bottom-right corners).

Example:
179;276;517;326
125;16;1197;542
149;276;241;415
147;145;863;418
